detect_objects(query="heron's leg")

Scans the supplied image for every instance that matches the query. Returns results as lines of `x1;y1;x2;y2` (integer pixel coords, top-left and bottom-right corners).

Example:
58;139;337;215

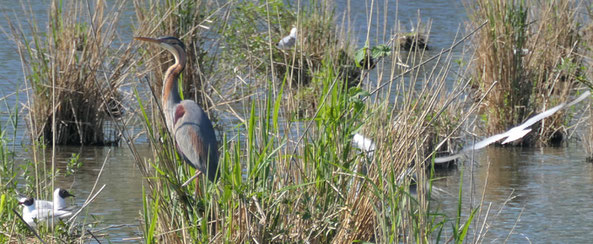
181;170;202;187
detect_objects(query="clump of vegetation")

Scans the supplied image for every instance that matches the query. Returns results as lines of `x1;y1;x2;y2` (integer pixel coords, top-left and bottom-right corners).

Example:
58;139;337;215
395;23;431;51
7;0;134;145
131;57;478;242
65;153;83;176
220;0;368;88
468;0;585;146
127;0;487;241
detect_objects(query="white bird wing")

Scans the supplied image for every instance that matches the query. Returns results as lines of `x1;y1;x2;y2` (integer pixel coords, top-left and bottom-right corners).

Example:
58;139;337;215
35;200;54;210
501;128;532;144
54;209;73;218
462;133;508;152
515;103;565;130
566;90;591;107
31;208;72;220
353;133;376;152
512;91;590;130
434;153;463;163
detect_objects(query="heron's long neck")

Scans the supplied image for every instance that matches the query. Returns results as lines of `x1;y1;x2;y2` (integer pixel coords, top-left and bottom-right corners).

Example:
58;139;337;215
162;60;184;108
162;52;186;126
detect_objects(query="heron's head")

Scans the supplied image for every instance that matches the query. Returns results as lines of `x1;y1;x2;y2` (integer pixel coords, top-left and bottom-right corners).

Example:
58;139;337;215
135;36;186;62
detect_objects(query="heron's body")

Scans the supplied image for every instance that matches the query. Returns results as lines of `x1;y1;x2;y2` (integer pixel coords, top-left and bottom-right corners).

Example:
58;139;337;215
174;100;219;181
136;36;219;182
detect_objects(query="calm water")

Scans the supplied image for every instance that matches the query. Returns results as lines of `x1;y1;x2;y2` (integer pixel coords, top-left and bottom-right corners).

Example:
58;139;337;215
435;146;593;243
48;146;148;241
1;0;592;243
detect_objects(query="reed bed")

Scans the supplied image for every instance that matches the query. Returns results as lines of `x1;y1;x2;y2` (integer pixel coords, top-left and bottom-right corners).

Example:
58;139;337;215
6;0;135;146
125;1;489;243
467;0;586;146
130;55;477;243
218;0;371;120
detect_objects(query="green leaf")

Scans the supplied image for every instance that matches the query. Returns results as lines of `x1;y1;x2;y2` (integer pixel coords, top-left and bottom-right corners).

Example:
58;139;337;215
354;47;368;68
457;208;478;244
371;45;391;59
273;79;286;131
148;190;159;244
0;194;5;218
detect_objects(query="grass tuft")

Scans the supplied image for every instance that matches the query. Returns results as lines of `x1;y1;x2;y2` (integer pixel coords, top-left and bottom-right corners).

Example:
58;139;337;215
6;0;135;145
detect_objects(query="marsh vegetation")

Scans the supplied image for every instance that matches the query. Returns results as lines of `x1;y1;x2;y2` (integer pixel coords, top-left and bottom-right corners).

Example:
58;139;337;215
0;0;592;243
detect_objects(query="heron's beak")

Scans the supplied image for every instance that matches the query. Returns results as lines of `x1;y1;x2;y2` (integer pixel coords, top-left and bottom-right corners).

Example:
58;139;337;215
134;36;162;44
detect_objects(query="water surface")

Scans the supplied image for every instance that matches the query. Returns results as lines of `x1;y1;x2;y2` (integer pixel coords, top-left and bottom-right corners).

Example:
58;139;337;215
435;146;593;243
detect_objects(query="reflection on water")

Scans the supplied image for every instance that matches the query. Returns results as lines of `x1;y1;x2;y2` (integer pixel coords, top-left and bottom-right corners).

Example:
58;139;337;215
47;145;149;242
435;146;593;243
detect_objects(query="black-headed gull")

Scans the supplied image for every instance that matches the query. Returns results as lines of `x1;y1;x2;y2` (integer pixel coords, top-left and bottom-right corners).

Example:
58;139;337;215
34;188;75;211
19;197;73;227
277;27;297;49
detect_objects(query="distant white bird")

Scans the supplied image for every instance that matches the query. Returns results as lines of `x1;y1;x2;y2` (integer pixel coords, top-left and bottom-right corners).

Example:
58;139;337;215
353;133;376;159
353;133;376;153
34;188;75;211
19;197;73;227
513;48;530;56
349;91;591;164
434;90;591;163
277;27;297;49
